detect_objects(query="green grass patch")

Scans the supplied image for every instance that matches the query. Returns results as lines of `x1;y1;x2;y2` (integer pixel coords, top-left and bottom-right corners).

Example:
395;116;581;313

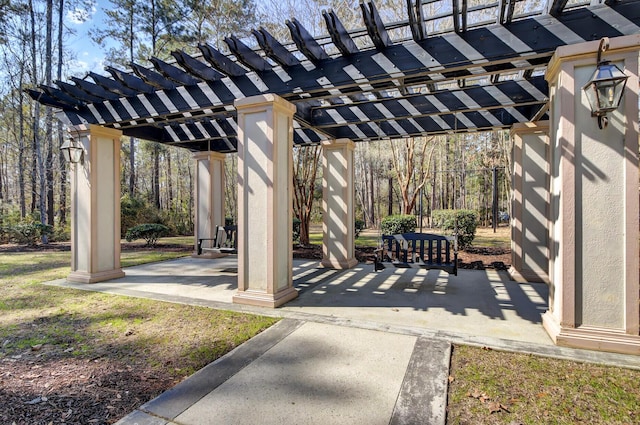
0;248;278;381
308;230;381;248
470;227;510;249
120;251;188;267
448;345;640;424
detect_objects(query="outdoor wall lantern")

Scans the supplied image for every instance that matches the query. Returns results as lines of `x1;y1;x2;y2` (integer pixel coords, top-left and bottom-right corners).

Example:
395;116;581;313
61;134;84;164
582;37;629;129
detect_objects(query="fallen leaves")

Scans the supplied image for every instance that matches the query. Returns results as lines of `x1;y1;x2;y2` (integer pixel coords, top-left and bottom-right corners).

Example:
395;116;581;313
467;389;511;415
488;401;510;414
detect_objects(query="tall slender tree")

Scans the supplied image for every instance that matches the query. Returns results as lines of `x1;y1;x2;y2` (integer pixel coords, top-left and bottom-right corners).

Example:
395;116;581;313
57;0;66;224
44;0;54;226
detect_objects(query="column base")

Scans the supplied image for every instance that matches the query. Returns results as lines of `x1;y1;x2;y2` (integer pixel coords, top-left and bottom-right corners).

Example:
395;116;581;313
543;311;640;355
233;287;298;308
508;266;549;284
321;257;358;269
67;269;125;284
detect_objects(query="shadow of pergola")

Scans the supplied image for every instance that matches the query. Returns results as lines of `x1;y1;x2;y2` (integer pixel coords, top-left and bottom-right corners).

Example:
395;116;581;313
291;261;548;324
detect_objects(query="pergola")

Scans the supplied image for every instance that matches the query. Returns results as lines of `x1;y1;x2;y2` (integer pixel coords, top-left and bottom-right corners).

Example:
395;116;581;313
30;0;640;355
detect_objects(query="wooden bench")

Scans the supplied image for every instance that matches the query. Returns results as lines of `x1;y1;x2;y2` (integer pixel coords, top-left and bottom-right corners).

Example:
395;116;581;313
197;225;237;255
374;232;458;275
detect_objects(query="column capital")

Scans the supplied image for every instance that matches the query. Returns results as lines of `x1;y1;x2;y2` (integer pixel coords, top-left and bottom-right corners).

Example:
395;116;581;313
234;93;296;115
69;124;122;139
192;150;226;161
510;121;549;138
546;34;640;84
322;138;355;151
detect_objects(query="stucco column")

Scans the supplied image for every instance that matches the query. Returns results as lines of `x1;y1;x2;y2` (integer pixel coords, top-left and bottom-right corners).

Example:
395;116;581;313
321;138;358;269
68;124;124;284
193;151;226;256
233;94;298;308
510;122;550;283
542;35;639;355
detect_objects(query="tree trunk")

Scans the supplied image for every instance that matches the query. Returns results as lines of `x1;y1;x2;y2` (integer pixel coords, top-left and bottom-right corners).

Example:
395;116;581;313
29;0;47;240
18;48;26;218
387;161;393;216
45;0;54;226
367;161;374;226
292;145;320;246
57;0;66;224
166;148;173;209
153;143;160;209
129;137;135;195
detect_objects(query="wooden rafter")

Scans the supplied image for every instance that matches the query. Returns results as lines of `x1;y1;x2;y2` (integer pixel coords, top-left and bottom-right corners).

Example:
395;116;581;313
26;0;640;151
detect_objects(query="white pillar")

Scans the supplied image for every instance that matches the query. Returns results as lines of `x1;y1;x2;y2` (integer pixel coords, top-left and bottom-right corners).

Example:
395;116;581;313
321;138;358;269
68;124;124;283
193;151;226;255
542;35;640;355
510;122;550;283
233;94;298;308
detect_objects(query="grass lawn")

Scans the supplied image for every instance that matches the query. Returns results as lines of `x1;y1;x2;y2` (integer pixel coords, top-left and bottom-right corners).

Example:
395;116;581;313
0;244;278;424
447;345;640;424
0;249;278;374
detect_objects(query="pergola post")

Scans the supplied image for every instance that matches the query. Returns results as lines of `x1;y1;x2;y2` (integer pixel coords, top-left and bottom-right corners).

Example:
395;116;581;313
510;122;550;283
193;151;226;256
67;124;124;284
321;138;358;269
542;35;640;354
233;94;298;307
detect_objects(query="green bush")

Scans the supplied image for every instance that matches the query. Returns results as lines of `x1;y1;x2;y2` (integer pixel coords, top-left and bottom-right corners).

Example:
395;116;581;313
120;195;163;237
7;222;53;245
292;217;301;243
381;215;417;235
125;223;170;247
0;225;10;244
355;219;365;238
431;209;478;250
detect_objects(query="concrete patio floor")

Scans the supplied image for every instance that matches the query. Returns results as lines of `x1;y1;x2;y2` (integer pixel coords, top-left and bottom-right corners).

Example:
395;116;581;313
47;256;640;365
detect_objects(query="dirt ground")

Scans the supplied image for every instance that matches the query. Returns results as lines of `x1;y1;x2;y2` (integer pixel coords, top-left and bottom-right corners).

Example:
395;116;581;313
2;239;510;425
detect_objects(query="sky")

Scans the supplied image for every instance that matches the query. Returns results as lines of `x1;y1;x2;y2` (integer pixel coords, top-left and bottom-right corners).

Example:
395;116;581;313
64;0;111;77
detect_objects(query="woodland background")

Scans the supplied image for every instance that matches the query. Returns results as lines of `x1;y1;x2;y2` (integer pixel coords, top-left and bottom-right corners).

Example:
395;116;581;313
0;0;513;245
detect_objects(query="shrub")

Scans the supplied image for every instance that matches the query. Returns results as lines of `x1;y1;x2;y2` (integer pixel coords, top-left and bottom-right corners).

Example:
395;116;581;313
49;222;70;242
125;223;170;247
8;222;53;245
381;215;417;235
355;219;365;238
292;217;301;243
120;195;163;237
431;209;478;250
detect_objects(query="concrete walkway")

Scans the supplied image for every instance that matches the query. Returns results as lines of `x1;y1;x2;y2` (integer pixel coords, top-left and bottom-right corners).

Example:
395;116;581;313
46;257;640;424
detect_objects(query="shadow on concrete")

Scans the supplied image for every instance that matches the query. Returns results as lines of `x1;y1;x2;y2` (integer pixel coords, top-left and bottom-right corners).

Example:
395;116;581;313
289;262;548;325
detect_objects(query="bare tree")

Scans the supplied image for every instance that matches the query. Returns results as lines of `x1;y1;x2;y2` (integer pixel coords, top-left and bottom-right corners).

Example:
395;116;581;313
389;137;436;215
292;145;320;245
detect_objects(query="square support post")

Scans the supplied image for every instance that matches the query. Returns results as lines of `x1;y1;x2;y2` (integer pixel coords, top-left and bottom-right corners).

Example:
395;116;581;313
321;139;358;269
67;124;124;283
193;151;226;256
233;94;298;307
510;122;550;283
543;35;640;354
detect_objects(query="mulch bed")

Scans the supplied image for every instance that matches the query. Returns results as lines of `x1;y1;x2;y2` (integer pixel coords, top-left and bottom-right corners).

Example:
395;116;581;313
1;353;176;425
